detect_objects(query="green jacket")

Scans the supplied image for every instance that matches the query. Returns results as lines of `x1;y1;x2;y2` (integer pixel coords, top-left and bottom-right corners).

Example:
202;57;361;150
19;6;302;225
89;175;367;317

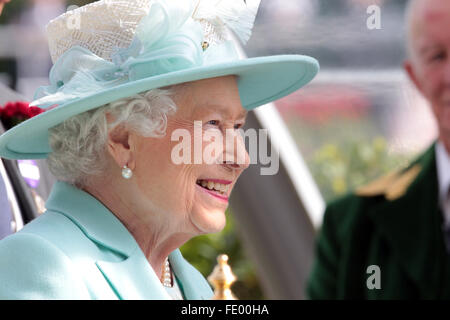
307;143;450;299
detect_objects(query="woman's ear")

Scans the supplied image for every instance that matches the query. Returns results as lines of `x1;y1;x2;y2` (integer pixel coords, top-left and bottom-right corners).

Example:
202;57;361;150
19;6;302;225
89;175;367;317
105;112;138;170
107;122;132;169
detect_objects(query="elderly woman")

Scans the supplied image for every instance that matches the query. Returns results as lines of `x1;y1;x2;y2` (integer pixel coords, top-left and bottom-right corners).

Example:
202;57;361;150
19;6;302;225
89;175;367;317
0;0;318;299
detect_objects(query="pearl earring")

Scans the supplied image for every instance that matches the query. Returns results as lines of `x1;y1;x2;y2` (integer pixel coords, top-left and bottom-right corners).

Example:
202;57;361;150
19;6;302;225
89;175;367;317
122;165;133;179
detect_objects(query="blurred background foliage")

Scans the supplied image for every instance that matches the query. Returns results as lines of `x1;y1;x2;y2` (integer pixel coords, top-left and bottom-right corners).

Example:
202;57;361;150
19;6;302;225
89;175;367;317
309;136;412;202
282;115;415;203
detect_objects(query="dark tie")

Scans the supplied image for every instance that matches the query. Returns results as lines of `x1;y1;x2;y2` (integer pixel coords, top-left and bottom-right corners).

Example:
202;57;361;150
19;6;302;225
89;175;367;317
0;164;15;240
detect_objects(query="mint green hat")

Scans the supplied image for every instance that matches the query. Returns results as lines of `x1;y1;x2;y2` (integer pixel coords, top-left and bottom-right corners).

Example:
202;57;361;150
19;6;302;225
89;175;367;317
0;0;319;159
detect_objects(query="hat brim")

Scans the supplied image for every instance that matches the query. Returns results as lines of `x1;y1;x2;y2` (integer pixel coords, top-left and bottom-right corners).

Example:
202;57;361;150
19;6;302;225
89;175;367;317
0;54;319;159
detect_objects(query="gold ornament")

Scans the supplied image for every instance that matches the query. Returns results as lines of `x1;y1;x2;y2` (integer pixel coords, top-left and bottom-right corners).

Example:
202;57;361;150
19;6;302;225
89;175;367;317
207;254;237;300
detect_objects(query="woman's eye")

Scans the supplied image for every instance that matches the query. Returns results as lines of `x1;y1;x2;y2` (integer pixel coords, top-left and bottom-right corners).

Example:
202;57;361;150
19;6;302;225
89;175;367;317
234;123;243;129
206;120;219;126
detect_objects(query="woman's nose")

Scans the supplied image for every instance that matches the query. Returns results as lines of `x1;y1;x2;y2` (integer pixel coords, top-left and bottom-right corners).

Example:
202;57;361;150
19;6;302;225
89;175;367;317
222;129;250;171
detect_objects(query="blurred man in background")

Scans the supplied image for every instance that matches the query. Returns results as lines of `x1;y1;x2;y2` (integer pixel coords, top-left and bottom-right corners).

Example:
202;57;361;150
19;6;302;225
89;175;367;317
307;0;450;299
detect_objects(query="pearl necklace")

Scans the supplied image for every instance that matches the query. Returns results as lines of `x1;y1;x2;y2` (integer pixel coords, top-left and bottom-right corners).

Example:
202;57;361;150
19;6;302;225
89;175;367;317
161;258;172;287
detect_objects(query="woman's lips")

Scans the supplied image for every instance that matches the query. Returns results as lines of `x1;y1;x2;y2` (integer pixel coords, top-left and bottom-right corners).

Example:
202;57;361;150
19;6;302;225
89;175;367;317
196;184;229;202
199;179;232;185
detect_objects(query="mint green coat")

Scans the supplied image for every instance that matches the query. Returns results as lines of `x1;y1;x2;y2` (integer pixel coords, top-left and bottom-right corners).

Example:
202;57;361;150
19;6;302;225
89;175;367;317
0;181;213;300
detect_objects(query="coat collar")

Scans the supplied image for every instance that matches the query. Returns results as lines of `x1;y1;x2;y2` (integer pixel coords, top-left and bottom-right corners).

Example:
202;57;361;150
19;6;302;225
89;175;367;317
45;181;212;300
45;181;139;257
367;143;447;297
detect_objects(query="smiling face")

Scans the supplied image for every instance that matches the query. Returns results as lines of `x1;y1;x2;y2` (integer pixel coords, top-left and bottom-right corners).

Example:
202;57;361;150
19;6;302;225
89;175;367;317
130;75;249;235
404;0;450;152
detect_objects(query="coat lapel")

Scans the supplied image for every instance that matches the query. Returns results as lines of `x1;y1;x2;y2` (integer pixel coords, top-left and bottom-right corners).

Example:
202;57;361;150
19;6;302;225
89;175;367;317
169;249;213;300
367;144;446;297
96;250;171;300
45;181;138;258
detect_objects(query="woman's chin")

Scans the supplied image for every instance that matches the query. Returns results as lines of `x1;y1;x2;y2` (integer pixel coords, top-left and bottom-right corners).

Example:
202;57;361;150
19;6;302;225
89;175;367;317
190;208;227;234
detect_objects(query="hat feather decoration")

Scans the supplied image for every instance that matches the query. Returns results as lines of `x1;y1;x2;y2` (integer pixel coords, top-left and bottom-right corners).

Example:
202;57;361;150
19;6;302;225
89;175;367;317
192;0;261;45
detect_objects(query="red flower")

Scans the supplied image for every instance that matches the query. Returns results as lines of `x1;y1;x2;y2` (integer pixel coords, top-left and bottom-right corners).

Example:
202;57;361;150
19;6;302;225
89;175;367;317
28;106;44;117
17;101;30;117
0;101;45;130
3;102;17;118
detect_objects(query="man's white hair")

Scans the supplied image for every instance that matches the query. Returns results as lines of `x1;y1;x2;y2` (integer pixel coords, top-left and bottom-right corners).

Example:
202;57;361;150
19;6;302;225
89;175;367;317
47;88;178;187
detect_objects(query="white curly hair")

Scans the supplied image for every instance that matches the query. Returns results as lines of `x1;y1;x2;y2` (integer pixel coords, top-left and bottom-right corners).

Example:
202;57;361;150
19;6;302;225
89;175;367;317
47;87;178;187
